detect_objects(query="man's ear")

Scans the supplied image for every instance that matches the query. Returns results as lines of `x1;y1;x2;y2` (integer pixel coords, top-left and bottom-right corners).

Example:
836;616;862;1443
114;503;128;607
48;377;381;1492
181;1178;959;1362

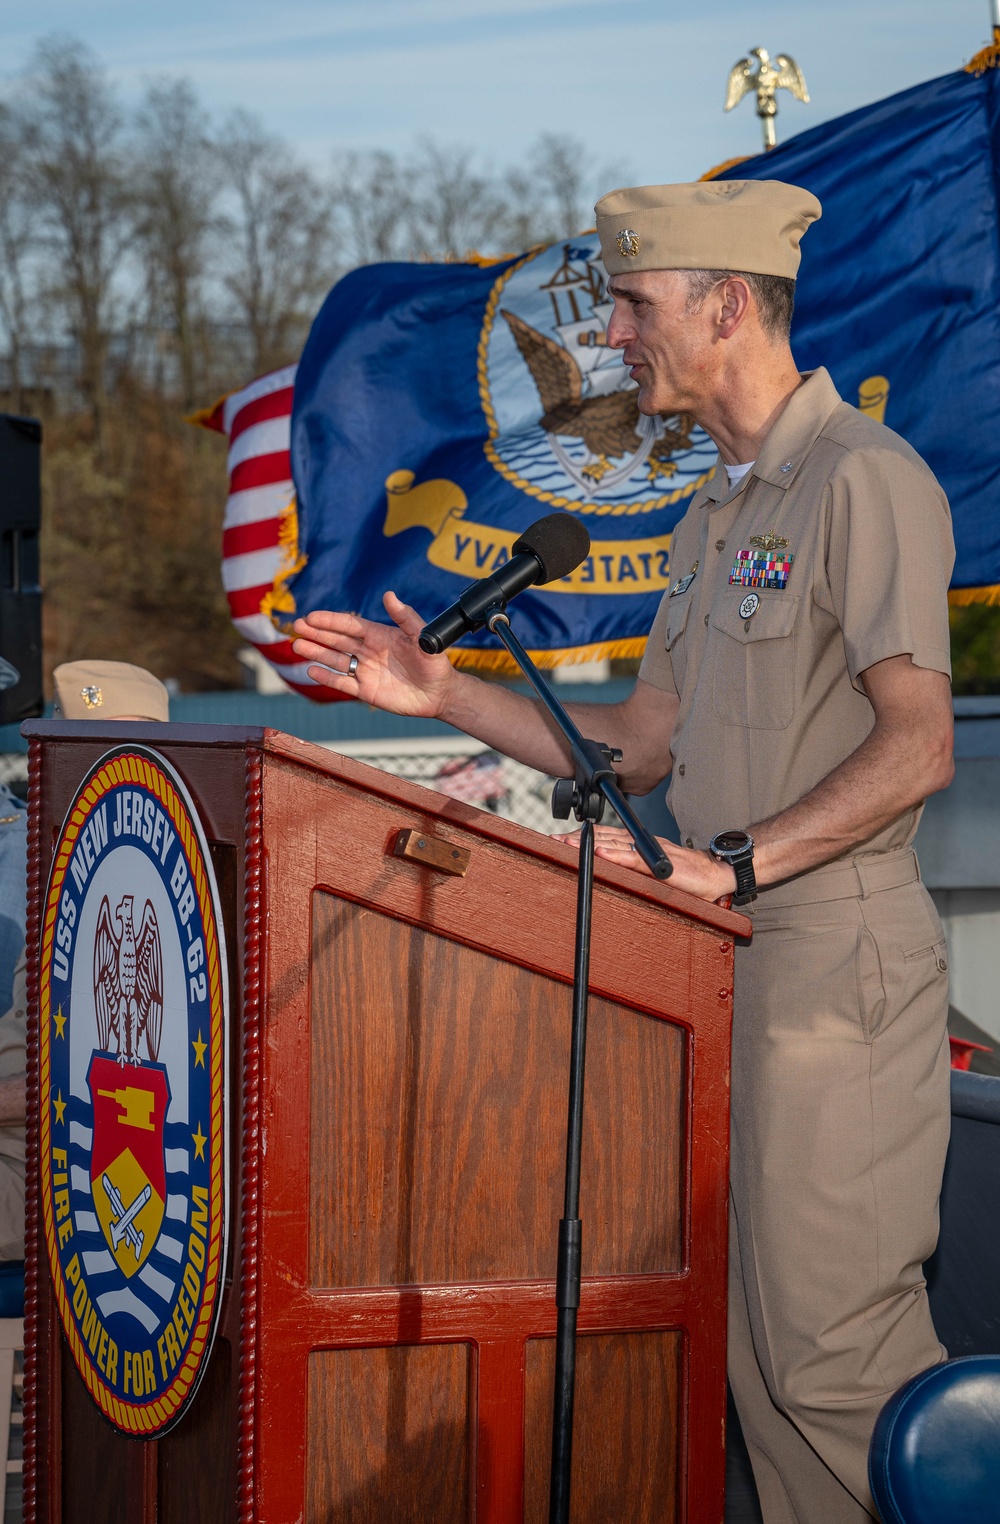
717;277;752;339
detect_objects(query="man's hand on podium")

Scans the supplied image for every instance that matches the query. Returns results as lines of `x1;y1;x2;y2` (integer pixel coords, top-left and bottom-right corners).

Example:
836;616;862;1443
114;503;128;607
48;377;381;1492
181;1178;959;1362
293;593;457;717
562;826;737;904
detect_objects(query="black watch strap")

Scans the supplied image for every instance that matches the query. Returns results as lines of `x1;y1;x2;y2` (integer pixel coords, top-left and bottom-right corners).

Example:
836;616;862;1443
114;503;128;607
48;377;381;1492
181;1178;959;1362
730;853;757;906
709;830;757;905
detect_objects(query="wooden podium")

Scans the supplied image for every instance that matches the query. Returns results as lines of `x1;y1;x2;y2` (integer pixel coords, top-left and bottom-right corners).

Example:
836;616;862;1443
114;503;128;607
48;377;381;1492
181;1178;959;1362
24;721;746;1523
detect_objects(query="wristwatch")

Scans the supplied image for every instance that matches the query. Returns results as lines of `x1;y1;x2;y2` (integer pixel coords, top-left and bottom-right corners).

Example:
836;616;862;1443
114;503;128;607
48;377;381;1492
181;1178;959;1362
708;829;757;905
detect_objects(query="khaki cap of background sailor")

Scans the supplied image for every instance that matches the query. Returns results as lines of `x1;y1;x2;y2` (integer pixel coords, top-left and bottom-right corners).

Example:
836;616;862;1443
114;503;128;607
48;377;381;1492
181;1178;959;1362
53;661;169;722
595;180;821;278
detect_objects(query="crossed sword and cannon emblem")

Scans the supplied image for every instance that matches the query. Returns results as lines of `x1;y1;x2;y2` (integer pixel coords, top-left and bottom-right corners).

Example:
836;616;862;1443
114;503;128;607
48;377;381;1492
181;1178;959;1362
100;1174;152;1260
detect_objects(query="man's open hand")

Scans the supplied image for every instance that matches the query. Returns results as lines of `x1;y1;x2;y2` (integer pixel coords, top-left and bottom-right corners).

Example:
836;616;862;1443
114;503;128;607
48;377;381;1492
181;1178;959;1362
292;592;457;718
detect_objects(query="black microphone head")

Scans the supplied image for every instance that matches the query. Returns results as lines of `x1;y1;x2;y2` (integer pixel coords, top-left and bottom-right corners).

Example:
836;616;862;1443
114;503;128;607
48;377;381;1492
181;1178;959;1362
512;513;591;584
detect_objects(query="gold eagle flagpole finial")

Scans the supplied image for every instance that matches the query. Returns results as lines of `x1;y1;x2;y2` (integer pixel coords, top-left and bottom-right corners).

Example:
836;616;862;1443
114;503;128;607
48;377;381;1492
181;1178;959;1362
725;47;809;151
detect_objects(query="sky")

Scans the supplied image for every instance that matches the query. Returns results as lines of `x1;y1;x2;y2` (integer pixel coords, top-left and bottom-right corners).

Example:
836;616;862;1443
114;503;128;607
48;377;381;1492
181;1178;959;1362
2;1;996;185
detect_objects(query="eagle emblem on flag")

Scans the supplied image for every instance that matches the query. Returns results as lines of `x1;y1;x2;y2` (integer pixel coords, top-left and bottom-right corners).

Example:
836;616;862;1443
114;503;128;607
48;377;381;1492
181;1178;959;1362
483;242;713;503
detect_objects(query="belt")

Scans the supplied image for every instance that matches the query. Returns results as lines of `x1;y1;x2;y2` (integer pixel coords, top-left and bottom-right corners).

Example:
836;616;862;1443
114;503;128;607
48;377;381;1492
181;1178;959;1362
750;846;920;911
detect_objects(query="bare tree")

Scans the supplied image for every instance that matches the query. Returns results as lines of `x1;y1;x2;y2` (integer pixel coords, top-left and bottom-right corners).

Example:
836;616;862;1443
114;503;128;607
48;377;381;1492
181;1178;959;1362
133;79;219;408
530;133;591;239
216;111;334;374
0;104;36;412
331;149;414;267
498;162;558;251
499;135;632;251
406;140;508;260
21;36;133;431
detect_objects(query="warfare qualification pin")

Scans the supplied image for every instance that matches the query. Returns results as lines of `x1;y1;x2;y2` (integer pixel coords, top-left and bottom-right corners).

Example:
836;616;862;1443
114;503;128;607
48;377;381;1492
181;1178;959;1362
749;532;789;553
739;593;760;620
616;228;640;258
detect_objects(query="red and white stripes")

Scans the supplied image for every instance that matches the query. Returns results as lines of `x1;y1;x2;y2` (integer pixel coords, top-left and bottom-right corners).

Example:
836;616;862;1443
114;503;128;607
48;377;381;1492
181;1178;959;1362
204;364;332;698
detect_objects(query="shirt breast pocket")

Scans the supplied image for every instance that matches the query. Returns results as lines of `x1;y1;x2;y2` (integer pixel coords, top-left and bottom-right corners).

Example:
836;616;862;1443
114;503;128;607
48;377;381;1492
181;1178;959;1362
665;594;692;651
710;595;800;730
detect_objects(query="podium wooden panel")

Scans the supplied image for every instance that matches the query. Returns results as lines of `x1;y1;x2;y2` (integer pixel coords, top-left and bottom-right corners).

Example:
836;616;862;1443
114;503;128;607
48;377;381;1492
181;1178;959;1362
23;721;746;1523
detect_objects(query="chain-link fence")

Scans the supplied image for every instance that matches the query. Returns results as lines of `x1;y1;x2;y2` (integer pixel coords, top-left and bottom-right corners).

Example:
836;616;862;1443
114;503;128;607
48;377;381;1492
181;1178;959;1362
329;738;567;835
328;737;625;836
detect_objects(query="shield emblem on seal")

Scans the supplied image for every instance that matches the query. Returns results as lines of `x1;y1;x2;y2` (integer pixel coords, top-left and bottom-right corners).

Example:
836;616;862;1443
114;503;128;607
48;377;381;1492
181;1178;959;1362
88;1055;170;1278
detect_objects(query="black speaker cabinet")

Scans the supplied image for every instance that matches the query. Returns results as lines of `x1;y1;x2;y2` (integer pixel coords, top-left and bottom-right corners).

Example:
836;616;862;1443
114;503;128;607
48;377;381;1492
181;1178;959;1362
0;413;42;725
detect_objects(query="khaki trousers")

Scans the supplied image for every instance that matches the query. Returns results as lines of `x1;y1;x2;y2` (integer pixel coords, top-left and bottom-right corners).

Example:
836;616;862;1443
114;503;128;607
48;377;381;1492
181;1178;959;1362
728;849;951;1523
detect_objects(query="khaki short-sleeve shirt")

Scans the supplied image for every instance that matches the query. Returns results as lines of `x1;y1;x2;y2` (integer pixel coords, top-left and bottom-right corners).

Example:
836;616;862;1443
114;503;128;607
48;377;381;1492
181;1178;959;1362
638;368;954;854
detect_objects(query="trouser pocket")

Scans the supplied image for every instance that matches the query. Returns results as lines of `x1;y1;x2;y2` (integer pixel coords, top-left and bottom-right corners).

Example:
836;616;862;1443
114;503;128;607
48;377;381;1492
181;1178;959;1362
855;925;887;1044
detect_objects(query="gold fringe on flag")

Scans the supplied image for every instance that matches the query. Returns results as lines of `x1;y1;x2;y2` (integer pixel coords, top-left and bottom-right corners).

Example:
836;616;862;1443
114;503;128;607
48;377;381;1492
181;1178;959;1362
966;27;1000;76
260;498;308;632
949;584;1000;607
700;156;751;182
450;637;648;676
185;391;233;432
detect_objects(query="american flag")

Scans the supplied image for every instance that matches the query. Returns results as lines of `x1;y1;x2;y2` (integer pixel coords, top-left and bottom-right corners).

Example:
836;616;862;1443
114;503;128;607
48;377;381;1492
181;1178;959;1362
434;752;509;808
198;364;339;700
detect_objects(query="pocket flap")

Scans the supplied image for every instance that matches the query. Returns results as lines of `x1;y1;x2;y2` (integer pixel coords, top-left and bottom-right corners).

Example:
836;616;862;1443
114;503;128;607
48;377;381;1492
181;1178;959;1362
665;595;692;651
711;594;800;644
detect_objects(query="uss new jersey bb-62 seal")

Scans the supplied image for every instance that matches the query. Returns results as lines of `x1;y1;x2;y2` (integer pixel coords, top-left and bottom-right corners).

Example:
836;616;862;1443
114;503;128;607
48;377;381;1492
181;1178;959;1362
39;747;229;1437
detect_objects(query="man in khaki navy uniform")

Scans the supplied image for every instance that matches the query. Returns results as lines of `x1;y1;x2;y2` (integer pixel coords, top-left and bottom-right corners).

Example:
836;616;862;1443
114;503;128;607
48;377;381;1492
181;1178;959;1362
291;179;955;1523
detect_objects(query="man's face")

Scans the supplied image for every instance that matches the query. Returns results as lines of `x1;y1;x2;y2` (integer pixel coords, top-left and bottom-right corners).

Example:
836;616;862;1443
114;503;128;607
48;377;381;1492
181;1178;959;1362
605;269;720;416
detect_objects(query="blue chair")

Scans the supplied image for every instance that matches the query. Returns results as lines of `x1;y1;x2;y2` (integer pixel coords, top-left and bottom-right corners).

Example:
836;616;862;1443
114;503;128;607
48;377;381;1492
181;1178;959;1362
869;1356;1000;1524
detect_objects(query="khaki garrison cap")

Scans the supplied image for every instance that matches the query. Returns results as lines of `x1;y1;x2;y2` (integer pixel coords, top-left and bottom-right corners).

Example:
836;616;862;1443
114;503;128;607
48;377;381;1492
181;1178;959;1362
595;180;822;279
53;661;169;722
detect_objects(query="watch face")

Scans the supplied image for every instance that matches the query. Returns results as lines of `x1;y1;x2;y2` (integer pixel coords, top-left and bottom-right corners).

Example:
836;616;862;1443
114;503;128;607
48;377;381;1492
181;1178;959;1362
713;830;751;854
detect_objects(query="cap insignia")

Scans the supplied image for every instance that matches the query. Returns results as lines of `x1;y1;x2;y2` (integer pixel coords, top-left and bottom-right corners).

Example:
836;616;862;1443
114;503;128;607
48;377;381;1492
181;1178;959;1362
616;228;640;258
81;685;103;709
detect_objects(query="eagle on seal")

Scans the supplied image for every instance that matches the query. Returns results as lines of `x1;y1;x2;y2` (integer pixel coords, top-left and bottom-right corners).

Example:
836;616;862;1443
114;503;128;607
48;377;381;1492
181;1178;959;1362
500;308;693;483
94;894;163;1065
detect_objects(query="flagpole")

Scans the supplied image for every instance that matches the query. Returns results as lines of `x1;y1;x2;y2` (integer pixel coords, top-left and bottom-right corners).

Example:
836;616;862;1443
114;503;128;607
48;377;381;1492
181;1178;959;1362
993;0;1000;33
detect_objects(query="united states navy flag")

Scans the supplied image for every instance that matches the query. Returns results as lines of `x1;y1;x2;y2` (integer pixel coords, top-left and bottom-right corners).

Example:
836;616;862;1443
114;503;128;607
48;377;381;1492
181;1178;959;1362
269;54;1000;684
721;52;1000;604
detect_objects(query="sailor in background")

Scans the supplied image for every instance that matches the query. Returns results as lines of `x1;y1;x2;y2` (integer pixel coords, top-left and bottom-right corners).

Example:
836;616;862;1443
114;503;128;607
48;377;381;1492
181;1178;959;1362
0;661;170;1262
292;179;955;1524
0;682;26;1262
51;660;170;727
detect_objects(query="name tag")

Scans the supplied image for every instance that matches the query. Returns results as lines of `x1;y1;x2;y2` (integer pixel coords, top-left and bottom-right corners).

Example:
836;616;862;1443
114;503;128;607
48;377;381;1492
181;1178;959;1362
729;549;794;591
669;561;698;597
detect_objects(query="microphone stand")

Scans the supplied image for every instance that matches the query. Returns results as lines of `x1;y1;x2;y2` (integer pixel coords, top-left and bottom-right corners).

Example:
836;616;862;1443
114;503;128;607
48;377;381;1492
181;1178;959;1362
483;610;671;1524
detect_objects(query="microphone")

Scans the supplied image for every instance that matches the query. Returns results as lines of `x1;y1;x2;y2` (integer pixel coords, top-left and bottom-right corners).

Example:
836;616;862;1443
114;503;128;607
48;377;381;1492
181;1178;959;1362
418;513;591;655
